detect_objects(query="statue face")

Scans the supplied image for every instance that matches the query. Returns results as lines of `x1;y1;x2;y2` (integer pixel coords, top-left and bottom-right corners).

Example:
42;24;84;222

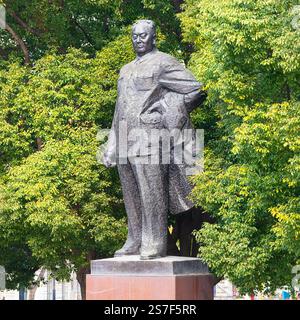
132;22;155;56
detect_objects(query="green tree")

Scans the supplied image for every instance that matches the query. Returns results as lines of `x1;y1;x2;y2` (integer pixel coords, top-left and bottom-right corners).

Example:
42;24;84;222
180;0;300;294
0;0;183;63
0;23;185;297
0;36;135;298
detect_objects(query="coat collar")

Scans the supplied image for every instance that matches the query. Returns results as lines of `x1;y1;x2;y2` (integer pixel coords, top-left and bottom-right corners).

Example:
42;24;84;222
134;48;158;64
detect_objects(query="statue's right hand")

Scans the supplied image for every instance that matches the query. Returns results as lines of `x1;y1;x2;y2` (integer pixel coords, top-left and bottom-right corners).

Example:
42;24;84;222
103;151;116;168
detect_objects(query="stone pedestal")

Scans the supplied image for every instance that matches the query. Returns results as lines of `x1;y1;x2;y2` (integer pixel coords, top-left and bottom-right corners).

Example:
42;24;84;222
86;256;214;300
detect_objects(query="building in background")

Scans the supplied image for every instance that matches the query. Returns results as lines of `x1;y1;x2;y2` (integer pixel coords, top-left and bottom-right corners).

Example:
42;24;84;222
0;270;81;300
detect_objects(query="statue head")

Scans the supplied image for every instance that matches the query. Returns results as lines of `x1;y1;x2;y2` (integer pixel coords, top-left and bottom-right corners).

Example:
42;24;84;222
131;20;156;57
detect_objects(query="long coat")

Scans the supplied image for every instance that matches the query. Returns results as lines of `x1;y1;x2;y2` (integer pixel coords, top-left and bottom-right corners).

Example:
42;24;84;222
106;48;206;214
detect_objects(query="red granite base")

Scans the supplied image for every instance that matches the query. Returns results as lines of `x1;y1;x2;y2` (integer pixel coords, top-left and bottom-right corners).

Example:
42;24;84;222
86;274;214;300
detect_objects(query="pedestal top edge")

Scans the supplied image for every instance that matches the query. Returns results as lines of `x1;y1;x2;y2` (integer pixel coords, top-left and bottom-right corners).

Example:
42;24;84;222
92;255;204;263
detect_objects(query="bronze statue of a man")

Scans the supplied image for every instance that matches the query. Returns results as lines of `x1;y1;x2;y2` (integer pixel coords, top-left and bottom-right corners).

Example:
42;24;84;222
103;20;206;260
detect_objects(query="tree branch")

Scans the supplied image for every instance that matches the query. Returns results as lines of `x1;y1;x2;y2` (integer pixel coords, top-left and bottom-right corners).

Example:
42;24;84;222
6;8;42;36
71;16;97;50
4;22;30;64
36;137;43;151
285;82;291;101
172;0;184;13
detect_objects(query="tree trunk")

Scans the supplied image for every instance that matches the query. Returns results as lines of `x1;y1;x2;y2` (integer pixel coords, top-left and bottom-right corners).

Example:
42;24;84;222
36;137;43;151
28;268;46;300
76;251;96;300
76;266;89;300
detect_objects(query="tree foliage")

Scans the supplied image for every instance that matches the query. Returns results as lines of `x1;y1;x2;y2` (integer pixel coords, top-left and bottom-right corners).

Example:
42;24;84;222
0;36;135;292
0;1;183;296
0;0;299;297
0;0;183;62
180;0;300;294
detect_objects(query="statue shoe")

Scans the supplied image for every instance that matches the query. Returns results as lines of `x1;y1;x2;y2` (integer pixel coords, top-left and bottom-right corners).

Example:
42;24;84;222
139;246;167;260
114;242;141;257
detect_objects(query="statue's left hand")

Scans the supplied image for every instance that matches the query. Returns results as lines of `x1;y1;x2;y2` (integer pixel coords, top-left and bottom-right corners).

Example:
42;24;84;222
103;150;116;168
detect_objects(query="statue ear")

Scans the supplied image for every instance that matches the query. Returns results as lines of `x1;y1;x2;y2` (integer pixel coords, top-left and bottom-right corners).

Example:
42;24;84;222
152;36;156;46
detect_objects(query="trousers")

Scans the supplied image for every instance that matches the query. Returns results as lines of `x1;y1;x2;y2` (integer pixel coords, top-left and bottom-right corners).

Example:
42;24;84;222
117;161;169;255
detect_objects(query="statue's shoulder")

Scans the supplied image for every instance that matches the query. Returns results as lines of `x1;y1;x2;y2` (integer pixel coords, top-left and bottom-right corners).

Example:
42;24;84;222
155;50;175;60
154;50;182;68
119;61;134;77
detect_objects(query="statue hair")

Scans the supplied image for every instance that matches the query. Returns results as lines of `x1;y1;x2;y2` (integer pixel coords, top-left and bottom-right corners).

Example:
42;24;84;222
132;20;156;37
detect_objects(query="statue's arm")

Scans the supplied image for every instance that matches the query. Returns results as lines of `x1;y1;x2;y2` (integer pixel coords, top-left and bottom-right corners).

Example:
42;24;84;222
102;105;117;168
103;75;122;168
184;89;207;113
103;64;130;167
106;106;117;153
158;59;207;113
